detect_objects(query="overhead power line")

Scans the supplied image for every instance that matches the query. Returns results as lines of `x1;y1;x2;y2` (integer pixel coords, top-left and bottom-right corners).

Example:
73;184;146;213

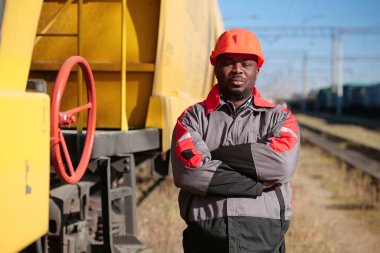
232;26;380;38
266;55;380;61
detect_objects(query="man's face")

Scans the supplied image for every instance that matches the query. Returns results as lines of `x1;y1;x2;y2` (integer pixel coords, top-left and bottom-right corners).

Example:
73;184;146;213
215;53;259;102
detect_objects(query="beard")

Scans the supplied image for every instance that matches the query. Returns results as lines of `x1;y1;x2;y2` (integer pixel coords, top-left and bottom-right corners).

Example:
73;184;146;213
219;84;252;102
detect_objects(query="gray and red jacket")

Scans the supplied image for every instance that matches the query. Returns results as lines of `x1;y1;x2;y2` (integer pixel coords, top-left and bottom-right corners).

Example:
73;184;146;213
171;84;300;253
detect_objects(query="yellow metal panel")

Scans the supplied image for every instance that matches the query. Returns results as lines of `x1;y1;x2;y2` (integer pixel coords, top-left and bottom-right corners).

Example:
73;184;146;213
152;0;223;98
0;91;50;253
125;73;154;129
146;0;224;151
31;0;160;129
0;0;43;91
83;1;122;63
33;0;160;63
146;96;164;129
125;0;160;63
33;2;78;62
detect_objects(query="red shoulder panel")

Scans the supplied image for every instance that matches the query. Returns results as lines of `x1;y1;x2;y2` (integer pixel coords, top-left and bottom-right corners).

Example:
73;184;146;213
175;114;203;168
269;111;298;153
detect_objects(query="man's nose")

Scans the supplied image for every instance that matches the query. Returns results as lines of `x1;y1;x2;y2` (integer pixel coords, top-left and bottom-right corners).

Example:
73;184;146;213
232;62;243;73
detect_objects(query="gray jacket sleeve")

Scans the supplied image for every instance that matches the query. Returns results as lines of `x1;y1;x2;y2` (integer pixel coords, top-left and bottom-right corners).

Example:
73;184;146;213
253;108;300;183
171;106;263;197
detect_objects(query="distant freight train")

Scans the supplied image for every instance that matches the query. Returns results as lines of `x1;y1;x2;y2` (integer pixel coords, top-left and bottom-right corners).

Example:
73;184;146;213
287;83;380;117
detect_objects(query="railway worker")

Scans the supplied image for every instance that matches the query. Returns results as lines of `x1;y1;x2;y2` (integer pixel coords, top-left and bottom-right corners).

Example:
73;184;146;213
171;28;300;253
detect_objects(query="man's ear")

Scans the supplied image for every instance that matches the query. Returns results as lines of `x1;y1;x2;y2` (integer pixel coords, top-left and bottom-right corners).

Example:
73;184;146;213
214;64;219;78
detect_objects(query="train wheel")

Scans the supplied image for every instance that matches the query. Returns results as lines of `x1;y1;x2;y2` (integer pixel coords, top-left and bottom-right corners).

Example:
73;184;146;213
50;56;96;184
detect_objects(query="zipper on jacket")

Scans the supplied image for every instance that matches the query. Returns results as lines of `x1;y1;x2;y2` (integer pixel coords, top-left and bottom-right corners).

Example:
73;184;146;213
226;108;247;143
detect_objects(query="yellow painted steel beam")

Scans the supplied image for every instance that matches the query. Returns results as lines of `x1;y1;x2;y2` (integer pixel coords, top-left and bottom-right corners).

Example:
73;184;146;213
77;0;84;133
36;33;77;36
31;61;155;72
0;0;43;91
121;0;128;131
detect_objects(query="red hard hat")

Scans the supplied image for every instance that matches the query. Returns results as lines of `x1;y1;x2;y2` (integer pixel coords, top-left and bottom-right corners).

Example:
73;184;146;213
210;28;264;68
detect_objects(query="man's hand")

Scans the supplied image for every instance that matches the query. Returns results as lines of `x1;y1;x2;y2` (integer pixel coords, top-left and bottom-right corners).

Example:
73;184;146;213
263;181;282;190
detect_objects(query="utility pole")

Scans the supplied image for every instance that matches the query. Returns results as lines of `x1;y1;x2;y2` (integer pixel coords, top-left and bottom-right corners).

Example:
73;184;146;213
336;32;344;116
331;32;337;88
276;75;281;101
302;54;308;111
287;67;293;99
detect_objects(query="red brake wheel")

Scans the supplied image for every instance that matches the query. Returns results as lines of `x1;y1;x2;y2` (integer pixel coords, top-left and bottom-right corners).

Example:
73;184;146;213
50;56;96;184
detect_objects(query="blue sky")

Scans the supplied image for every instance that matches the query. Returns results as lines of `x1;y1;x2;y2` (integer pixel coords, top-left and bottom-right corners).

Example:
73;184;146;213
218;0;380;99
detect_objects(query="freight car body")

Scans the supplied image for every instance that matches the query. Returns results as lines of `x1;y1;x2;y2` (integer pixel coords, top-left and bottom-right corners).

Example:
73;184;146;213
287;83;380;118
0;0;223;252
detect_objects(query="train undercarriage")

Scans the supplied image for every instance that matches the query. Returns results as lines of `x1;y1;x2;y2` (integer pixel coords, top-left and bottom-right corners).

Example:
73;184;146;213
22;129;168;253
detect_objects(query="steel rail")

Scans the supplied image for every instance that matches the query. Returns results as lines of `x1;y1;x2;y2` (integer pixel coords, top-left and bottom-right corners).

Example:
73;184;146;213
300;125;380;180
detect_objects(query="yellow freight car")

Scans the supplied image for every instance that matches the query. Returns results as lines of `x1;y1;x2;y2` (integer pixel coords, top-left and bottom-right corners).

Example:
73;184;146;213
0;0;223;252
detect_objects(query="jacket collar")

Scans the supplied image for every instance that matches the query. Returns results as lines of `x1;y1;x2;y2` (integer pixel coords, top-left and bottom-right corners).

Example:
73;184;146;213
203;84;275;115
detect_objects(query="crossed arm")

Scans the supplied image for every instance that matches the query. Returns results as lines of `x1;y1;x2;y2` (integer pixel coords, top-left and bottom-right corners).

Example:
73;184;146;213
171;107;300;198
171;120;264;197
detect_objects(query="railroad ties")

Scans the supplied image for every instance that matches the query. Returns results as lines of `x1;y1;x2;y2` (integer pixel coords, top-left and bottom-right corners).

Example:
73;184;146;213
297;113;380;203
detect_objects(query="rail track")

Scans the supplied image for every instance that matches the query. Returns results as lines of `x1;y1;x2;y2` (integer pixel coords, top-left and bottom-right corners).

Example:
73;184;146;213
298;115;380;202
135;158;167;206
300;126;380;177
136;176;165;205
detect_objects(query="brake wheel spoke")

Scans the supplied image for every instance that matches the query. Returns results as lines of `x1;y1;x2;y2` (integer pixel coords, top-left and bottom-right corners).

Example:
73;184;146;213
62;102;92;116
58;130;75;176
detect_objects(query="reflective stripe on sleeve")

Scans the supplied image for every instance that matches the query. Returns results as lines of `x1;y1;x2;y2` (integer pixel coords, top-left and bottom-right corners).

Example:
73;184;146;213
280;126;298;139
178;132;191;143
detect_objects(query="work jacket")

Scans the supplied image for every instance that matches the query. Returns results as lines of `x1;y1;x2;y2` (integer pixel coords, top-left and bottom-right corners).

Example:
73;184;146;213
171;84;300;253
